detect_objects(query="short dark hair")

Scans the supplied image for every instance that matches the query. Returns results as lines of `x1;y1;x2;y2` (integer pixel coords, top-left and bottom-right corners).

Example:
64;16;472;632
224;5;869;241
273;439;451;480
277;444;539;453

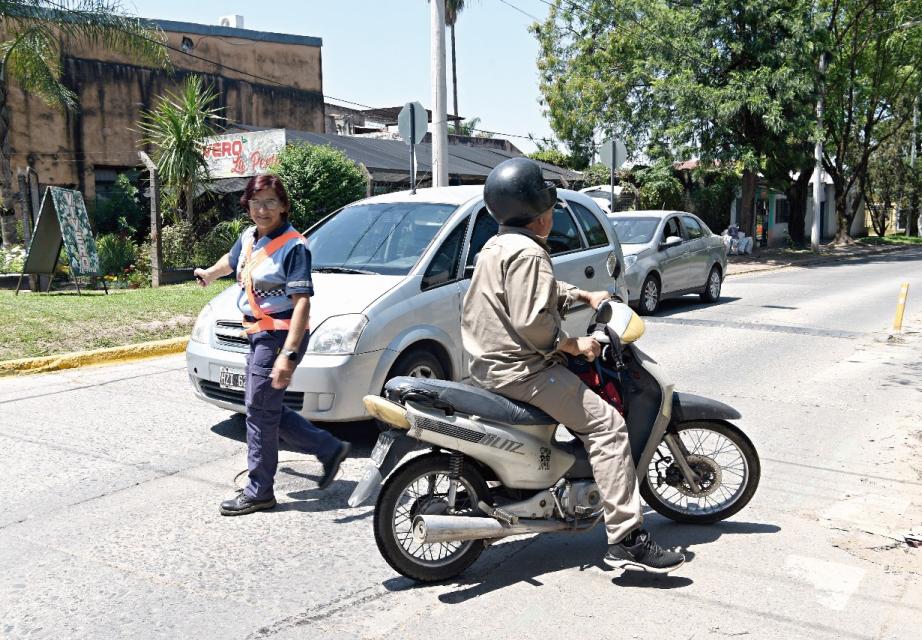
240;175;291;216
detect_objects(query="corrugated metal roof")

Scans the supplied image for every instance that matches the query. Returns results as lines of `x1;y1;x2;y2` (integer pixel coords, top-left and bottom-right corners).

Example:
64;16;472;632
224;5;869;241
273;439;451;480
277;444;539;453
230;127;581;185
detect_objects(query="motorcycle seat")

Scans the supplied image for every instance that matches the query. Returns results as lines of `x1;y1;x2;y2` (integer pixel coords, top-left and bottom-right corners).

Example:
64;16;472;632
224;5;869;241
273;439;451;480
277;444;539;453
384;376;556;426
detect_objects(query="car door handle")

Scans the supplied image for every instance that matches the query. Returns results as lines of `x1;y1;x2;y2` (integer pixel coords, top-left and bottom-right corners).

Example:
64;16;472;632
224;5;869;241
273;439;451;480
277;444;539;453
584;266;595;278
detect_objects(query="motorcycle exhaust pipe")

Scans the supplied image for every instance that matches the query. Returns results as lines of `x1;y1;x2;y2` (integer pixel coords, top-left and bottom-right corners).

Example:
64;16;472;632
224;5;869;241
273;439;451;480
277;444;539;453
413;514;568;545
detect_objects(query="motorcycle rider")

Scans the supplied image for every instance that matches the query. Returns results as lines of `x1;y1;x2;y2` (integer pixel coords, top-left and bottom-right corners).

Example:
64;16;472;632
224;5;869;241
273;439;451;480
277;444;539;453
461;158;685;573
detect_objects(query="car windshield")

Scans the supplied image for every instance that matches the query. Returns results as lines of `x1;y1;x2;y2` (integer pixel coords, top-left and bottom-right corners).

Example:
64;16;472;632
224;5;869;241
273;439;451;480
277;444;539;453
609;217;660;244
306;201;458;275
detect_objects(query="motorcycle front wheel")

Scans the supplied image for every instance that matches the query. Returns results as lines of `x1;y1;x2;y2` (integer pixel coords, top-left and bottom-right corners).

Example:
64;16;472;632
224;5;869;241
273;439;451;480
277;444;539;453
640;420;760;524
374;454;490;582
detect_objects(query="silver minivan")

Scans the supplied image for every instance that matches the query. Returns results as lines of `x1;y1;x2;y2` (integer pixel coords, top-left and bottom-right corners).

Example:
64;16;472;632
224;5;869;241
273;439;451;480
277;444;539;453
186;185;627;423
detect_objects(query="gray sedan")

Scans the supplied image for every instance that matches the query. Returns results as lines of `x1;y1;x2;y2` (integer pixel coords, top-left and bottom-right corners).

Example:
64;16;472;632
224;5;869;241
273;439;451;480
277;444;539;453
607;210;727;314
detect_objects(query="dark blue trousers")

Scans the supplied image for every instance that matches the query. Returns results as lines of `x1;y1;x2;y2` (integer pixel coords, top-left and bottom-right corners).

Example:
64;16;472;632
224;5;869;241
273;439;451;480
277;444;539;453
244;329;341;500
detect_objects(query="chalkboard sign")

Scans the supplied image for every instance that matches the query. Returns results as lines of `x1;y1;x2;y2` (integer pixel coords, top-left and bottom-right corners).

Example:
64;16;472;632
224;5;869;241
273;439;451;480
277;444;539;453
16;187;103;294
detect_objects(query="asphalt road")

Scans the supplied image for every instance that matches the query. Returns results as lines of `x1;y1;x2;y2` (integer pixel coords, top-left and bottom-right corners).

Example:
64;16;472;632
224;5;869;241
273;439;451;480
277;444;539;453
3;248;921;639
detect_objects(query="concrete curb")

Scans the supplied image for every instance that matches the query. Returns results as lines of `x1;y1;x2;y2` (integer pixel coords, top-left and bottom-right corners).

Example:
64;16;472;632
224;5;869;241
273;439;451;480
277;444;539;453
0;337;189;377
726;243;918;277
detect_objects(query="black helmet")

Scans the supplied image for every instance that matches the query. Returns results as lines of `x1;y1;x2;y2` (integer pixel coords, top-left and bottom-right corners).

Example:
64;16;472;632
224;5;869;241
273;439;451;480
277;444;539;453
484;158;557;226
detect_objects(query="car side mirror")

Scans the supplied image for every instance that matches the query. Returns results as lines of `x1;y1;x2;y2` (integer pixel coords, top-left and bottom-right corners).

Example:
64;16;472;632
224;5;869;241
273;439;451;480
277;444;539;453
659;235;682;250
606;253;621;279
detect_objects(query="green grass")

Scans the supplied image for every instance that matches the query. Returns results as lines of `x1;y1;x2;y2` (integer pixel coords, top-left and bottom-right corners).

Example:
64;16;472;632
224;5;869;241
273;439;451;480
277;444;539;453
858;234;922;246
0;280;235;361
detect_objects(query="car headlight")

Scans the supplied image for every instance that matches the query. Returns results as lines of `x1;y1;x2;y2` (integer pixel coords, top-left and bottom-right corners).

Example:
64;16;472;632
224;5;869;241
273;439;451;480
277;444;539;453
307;314;368;355
623;255;638;271
190;303;215;343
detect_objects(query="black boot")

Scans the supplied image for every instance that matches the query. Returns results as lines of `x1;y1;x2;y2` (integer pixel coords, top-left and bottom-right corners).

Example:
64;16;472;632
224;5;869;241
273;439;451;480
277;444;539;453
318;442;351;490
220;490;277;516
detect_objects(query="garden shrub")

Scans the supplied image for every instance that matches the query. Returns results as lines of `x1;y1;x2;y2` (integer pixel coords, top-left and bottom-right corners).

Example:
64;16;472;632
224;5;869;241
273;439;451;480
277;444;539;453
0;244;26;273
161;221;196;268
96;233;138;276
272;143;367;231
194;217;249;266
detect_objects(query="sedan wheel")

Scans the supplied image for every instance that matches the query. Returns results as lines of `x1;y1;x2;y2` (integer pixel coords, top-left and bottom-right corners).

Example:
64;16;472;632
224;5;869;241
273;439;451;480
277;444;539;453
700;266;722;303
389;348;446;382
639;275;660;315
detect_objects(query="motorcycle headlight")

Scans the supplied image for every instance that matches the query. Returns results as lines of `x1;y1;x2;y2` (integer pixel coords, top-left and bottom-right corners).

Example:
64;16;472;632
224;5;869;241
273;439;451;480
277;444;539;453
190;303;215;344
307;314;368;355
623;254;638;271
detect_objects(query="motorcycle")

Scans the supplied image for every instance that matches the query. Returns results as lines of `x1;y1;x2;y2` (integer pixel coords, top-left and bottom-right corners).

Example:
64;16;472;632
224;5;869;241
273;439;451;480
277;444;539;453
348;299;760;582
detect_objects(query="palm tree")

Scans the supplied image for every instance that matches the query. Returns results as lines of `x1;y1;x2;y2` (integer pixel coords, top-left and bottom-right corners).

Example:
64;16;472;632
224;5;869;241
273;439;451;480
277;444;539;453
138;75;222;223
445;0;470;135
0;0;169;246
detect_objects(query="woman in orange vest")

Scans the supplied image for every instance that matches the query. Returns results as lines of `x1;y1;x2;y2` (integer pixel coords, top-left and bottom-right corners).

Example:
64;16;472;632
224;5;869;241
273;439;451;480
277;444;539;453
195;174;350;515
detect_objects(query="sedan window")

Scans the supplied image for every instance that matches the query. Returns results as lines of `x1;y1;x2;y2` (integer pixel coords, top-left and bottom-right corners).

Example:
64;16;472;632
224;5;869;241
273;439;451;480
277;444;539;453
307;202;457;276
682;215;704;239
568;201;610;248
663;216;683;242
549;204;583;255
465;208;499;271
422;219;467;290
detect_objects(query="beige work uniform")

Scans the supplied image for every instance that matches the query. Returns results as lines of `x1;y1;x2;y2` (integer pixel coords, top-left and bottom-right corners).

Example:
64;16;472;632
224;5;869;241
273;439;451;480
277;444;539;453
461;225;642;544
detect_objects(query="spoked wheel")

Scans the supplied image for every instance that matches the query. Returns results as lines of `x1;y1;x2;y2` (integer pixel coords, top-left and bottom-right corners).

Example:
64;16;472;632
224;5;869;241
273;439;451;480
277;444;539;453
374;454;490;582
640;421;760;524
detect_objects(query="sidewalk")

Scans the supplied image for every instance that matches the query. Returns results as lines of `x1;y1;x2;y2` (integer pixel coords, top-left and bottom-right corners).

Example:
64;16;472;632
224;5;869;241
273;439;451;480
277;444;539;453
725;242;918;276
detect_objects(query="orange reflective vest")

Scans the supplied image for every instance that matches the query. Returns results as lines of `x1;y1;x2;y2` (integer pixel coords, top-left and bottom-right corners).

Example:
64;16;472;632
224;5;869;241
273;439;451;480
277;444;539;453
240;229;305;335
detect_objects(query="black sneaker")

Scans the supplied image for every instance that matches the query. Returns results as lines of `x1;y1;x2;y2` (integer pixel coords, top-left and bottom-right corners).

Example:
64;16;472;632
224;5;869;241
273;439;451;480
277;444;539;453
604;529;685;573
318;441;351;490
220;490;276;516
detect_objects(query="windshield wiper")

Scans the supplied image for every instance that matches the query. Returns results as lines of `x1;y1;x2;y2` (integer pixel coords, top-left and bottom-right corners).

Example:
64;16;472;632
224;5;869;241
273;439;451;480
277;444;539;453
313;266;377;275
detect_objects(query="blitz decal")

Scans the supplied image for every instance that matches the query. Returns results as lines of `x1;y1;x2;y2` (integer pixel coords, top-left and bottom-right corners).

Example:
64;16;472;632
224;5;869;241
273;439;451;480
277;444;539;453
480;434;525;455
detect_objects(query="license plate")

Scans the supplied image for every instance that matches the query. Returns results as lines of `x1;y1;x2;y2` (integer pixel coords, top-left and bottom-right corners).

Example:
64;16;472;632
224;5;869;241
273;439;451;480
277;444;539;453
370;432;396;467
219;367;246;391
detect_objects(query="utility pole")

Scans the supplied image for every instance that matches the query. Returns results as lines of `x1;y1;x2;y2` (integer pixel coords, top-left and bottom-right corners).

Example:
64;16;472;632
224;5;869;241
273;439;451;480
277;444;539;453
812;52;826;252
430;0;449;187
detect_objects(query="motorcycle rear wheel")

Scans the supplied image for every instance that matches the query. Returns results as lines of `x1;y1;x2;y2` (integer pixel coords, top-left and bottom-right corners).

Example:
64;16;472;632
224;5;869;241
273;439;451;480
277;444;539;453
374;454;490;582
640;420;760;524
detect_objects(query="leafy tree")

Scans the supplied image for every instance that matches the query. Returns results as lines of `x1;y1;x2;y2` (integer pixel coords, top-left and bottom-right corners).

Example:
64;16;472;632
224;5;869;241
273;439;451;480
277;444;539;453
0;0;168;246
527;147;587;170
863;118;917;236
634;161;684;210
581;162;612;186
534;0;819;239
818;0;922;242
138;75;221;224
93;170;145;238
271;143;367;231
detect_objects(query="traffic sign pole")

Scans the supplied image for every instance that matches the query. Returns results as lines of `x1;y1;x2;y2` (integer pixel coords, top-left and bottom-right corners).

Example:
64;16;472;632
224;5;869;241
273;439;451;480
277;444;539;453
410;104;417;195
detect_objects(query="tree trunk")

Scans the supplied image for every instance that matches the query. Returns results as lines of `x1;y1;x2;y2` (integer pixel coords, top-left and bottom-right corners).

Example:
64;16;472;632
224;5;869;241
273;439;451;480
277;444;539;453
739;169;757;241
450;23;460;135
786;167;812;246
183;184;193;223
834;181;853;244
0;74;19;248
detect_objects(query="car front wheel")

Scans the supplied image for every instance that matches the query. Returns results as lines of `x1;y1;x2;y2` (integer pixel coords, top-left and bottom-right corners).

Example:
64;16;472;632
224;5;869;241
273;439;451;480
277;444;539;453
638;274;660;315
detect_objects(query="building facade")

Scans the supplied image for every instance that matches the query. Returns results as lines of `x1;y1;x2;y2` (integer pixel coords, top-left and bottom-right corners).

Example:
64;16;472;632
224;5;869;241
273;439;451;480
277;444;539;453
1;17;324;231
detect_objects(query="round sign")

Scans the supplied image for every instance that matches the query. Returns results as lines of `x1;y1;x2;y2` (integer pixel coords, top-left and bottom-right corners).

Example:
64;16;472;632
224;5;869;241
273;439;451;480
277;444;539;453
398;101;428;145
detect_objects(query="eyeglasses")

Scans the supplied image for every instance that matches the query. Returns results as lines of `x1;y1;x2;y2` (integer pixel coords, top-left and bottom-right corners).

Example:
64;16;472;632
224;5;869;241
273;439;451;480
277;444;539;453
249;198;280;211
